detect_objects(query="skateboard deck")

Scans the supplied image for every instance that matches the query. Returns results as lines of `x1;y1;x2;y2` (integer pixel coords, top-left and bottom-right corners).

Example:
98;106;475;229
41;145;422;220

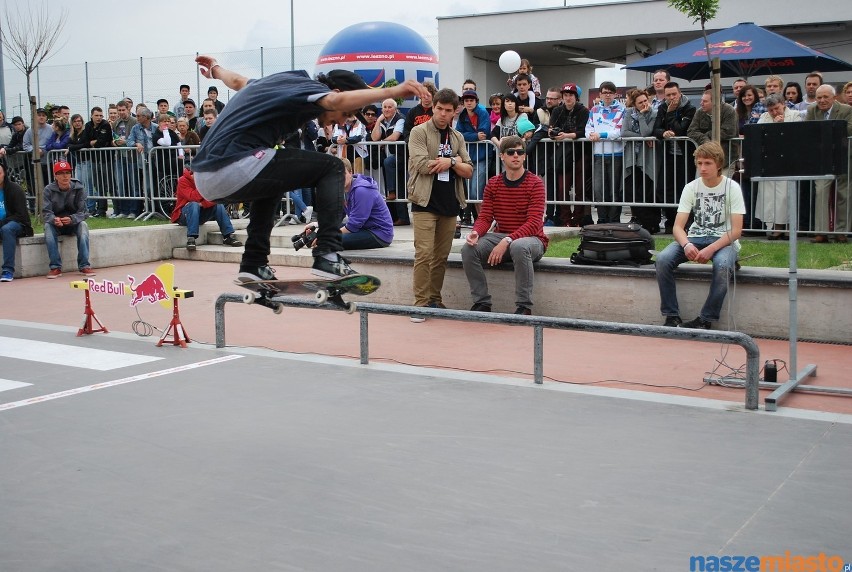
235;274;381;313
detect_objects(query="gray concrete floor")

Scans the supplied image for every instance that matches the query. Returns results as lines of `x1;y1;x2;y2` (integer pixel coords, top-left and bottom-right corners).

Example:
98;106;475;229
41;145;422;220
1;322;850;572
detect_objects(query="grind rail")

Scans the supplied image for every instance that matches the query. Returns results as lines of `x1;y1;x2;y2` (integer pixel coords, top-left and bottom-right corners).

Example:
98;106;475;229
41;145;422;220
214;294;762;411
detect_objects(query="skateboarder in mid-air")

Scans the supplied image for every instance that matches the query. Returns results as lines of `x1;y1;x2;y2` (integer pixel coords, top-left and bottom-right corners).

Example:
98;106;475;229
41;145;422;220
191;55;428;283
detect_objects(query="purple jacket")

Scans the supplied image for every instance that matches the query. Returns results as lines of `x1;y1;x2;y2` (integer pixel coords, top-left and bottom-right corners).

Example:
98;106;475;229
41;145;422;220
344;174;394;245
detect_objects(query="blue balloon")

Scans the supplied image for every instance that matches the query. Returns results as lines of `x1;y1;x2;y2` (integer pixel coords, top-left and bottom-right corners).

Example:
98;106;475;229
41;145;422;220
316;21;439;100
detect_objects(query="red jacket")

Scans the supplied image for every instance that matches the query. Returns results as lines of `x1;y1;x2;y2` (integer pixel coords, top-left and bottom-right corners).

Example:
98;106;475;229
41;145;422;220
171;169;217;223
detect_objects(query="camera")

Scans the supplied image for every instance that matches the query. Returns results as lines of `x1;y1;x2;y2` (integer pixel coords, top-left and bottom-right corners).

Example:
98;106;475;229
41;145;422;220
549;128;562;137
291;227;318;251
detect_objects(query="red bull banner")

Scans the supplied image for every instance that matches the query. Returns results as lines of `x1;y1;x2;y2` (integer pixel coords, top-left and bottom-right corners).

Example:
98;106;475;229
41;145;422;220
84;263;175;310
694;39;752;57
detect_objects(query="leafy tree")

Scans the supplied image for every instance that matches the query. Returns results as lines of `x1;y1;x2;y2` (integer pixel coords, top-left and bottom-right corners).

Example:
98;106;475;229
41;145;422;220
0;2;67;210
668;0;721;141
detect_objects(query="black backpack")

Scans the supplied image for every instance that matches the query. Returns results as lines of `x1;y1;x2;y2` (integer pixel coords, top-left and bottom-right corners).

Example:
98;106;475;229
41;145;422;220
570;222;655;267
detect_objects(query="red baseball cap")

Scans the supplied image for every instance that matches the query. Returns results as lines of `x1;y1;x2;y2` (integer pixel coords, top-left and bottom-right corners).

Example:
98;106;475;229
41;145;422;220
53;161;73;174
561;83;582;97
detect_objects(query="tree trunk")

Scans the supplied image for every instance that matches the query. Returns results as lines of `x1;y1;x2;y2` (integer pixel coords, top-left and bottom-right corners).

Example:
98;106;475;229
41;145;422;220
28;93;45;214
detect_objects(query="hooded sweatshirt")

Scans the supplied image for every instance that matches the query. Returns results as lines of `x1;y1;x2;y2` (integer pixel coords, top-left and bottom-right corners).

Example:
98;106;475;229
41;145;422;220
344;173;394;245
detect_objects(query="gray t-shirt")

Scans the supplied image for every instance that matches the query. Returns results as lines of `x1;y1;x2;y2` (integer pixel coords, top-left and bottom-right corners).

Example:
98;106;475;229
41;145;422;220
192;69;330;199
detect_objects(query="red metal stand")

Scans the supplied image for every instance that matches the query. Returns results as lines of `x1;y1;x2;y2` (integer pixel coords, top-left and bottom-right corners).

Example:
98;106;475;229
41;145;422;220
157;293;191;348
78;290;109;336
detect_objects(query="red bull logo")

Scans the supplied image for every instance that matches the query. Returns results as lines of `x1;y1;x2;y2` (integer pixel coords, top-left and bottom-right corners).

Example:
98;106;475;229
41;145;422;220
694;39;753;57
128;274;169;306
126;263;175;309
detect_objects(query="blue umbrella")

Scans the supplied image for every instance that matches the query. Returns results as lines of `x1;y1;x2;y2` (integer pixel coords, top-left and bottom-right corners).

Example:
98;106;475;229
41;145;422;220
626;22;852;81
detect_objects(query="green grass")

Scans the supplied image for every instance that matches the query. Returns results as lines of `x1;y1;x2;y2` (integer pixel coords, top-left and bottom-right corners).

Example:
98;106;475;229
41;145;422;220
545;236;852;270
31;214;170;234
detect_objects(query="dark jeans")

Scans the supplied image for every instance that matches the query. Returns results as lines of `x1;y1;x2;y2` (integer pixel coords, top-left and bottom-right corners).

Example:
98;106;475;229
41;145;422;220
226;148;344;268
342;230;388;250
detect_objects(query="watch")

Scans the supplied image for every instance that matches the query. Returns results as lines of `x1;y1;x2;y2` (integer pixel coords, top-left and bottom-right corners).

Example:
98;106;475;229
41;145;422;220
503;236;513;244
450;157;457;167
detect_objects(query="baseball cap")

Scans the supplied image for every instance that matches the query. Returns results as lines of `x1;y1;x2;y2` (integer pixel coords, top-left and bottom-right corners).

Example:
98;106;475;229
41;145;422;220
183;99;196;107
53;160;73;174
36;107;47;114
461;90;479;101
208;86;218;94
516;116;535;136
319;69;370;92
561;83;582;97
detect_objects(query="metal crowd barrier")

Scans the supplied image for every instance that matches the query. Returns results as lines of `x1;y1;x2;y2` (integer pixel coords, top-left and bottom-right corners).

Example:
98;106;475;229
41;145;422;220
28;134;852;238
45;145;199;221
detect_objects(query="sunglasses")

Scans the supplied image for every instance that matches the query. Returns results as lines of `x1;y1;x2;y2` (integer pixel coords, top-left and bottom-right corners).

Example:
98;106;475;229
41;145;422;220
504;148;526;156
363;112;376;116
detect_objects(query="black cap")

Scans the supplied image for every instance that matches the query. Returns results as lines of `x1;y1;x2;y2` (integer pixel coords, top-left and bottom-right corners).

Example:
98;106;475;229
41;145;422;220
183;99;196;107
208;86;218;94
36;107;47;114
318;69;370;92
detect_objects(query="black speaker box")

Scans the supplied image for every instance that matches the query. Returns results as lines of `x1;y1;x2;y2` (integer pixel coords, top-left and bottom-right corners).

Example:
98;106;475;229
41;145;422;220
742;120;848;178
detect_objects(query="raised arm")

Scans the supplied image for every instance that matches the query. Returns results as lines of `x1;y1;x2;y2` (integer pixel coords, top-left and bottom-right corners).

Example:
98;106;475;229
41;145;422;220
196;55;249;92
319;80;428;113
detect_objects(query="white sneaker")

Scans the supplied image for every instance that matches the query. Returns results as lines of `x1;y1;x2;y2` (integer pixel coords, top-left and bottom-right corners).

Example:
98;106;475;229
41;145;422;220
302;206;313;222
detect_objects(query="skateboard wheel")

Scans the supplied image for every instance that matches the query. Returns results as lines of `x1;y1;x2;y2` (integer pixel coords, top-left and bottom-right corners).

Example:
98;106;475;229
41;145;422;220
243;292;256;304
315;290;329;304
272;303;284;315
345;301;357;314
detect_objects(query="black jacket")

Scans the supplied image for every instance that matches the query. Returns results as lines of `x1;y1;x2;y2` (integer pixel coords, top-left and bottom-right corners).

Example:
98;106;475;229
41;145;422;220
3;128;27;155
82;119;114;149
653;95;696;151
0;180;34;236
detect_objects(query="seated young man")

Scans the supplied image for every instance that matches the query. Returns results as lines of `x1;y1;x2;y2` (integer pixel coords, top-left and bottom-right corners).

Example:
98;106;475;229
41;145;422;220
304;158;393;250
171;167;243;251
460;135;548;315
43;160;96;279
656;141;745;330
0;161;34;282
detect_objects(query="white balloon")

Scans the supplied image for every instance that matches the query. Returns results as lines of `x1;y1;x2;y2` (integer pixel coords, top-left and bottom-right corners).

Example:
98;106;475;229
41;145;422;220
499;50;522;74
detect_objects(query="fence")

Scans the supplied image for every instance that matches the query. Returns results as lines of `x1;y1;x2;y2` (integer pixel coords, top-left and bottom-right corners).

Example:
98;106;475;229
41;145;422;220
7;135;851;238
0;39;438;118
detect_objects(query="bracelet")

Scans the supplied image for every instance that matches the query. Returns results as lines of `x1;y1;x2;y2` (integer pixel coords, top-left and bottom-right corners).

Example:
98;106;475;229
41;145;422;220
209;63;220;79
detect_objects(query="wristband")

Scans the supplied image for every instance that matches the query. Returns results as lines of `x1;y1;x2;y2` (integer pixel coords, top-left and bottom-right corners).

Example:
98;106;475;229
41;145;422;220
209;64;221;79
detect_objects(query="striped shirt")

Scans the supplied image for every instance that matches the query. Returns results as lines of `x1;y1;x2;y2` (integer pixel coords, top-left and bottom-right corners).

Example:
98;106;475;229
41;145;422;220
473;170;548;249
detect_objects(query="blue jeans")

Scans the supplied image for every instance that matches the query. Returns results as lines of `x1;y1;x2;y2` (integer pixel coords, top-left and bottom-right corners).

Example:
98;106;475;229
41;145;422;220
592;155;623;223
44;221;91;271
1;221;25;274
342;229;388;250
467;158;488;202
178;202;235;237
289;189;309;218
656;237;737;322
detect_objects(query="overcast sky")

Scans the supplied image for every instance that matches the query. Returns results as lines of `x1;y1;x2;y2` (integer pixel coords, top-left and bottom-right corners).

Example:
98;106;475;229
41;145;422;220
19;0;586;65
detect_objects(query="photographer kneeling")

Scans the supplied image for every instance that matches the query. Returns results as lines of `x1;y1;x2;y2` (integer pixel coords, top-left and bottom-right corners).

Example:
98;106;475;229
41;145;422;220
303;158;394;250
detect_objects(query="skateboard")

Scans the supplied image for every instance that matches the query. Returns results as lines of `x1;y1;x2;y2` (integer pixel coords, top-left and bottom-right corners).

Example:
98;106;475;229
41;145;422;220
235;274;381;314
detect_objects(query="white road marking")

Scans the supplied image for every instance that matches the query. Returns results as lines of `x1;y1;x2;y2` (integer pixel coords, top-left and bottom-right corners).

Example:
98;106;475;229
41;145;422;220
0;355;243;412
0;379;33;392
0;336;163;370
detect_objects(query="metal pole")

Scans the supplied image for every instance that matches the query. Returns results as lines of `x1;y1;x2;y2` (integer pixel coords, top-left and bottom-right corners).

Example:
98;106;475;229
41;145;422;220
533;325;544;385
84;62;90;112
139;57;144;105
359;311;369;364
260;47;264;78
290;0;295;71
0;25;6;116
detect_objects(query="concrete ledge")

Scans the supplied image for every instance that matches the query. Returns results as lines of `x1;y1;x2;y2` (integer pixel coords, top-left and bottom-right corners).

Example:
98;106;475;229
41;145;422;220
14;224;208;278
343;252;852;344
